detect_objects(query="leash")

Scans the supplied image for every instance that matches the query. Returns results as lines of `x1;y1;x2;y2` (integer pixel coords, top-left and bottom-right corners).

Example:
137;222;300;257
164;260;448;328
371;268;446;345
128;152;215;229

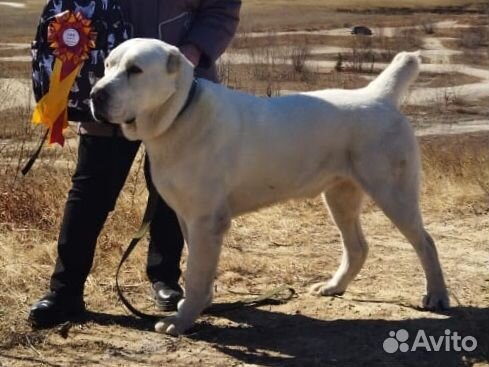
115;185;160;321
21;129;49;175
204;286;296;314
115;186;296;320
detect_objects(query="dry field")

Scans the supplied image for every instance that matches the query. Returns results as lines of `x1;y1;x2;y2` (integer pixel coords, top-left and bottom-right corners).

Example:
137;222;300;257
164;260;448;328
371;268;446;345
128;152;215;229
239;0;488;31
1;1;489;366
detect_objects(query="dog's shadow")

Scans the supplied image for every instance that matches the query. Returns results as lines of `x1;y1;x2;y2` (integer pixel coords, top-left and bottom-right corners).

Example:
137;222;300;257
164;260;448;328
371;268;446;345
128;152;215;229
83;311;155;331
85;301;489;366
188;302;489;367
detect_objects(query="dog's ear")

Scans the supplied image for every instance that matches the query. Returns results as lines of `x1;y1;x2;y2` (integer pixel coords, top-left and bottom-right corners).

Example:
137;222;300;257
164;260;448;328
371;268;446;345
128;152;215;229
166;50;180;74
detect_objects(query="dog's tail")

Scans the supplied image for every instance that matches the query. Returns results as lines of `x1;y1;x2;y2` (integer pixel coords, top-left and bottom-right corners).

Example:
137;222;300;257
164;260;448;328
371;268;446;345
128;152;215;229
366;51;421;108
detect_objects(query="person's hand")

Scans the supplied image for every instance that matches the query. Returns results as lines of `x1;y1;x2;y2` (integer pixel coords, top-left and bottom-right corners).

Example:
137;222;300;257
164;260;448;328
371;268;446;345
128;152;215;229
179;44;202;67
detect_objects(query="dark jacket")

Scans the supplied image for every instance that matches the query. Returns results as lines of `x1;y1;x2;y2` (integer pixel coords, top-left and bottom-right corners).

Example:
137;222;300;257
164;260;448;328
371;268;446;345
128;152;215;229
79;0;240;135
119;0;241;81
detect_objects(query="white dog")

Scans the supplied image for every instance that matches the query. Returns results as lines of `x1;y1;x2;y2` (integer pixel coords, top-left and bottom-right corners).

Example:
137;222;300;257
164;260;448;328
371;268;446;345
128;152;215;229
91;38;449;336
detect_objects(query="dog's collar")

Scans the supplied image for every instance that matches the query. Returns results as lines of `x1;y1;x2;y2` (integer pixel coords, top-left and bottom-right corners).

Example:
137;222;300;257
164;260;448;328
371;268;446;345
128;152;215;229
177;79;198;117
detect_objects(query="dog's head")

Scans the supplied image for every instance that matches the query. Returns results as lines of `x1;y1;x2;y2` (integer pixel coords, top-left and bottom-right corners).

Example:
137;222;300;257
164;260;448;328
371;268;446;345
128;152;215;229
90;38;194;141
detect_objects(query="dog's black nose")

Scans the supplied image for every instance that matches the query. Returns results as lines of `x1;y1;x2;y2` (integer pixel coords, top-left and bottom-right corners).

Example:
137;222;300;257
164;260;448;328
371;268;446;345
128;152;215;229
90;87;110;122
90;88;109;105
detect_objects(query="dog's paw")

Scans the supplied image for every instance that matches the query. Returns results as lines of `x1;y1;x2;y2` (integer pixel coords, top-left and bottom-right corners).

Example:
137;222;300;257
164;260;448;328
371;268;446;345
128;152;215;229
422;292;450;311
309;281;346;296
154;316;193;336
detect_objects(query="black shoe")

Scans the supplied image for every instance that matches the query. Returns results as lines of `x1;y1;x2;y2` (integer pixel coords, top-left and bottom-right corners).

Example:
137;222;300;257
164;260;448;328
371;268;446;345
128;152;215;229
28;291;86;328
152;281;183;311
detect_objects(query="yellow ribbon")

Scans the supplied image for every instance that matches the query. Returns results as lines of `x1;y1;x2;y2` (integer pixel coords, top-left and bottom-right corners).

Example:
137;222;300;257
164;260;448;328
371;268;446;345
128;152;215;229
31;60;82;146
31;10;96;146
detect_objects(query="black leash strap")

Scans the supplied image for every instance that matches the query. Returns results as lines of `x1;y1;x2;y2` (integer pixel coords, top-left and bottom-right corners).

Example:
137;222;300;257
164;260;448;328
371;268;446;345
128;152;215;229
21;129;49;176
115;185;160;321
205;286;297;314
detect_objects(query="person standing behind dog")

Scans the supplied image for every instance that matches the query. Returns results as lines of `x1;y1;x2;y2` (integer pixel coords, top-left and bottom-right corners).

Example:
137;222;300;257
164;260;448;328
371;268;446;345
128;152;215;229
29;0;241;327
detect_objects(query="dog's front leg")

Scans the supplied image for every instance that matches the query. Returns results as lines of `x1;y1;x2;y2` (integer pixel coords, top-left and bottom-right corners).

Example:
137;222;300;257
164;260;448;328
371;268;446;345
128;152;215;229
176;215;188;243
155;212;229;336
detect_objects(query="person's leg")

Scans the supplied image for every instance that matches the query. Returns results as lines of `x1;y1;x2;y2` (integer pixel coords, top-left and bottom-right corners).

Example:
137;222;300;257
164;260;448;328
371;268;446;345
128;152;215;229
144;156;185;310
50;135;140;295
29;135;140;327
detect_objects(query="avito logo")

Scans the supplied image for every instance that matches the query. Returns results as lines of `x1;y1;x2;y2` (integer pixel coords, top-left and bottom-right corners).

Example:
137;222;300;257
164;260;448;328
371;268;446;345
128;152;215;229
383;329;478;353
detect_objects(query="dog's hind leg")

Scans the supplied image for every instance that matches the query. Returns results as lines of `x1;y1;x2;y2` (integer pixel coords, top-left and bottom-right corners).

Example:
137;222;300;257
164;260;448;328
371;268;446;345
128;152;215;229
355;150;449;310
310;180;368;296
367;184;448;309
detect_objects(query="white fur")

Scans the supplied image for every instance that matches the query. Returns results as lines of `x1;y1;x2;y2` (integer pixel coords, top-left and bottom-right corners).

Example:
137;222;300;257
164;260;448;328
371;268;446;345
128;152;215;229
92;39;449;336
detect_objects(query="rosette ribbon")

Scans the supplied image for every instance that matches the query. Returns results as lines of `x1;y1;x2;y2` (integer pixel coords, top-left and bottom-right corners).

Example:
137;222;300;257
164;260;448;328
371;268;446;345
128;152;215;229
31;10;96;146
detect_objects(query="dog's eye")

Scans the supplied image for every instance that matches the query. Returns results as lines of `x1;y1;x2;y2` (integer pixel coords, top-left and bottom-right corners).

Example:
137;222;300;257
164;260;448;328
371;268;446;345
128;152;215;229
127;65;143;76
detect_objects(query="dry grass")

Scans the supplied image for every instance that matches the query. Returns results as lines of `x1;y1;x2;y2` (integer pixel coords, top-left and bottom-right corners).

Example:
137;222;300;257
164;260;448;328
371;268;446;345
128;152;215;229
420;133;489;205
0;61;31;79
233;33;423;51
451;51;489;67
417;72;481;88
217;62;368;96
239;0;488;31
244;0;485;8
0;0;45;42
0;47;30;58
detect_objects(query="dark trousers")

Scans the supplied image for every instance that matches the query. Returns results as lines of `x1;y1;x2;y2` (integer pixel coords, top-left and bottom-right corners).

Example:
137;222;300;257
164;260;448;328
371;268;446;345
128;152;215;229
50;134;184;296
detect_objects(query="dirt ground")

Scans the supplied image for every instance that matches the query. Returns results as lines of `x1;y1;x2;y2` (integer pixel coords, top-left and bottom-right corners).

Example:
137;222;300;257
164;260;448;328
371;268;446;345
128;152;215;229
1;133;488;367
1;1;489;366
3;139;489;364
